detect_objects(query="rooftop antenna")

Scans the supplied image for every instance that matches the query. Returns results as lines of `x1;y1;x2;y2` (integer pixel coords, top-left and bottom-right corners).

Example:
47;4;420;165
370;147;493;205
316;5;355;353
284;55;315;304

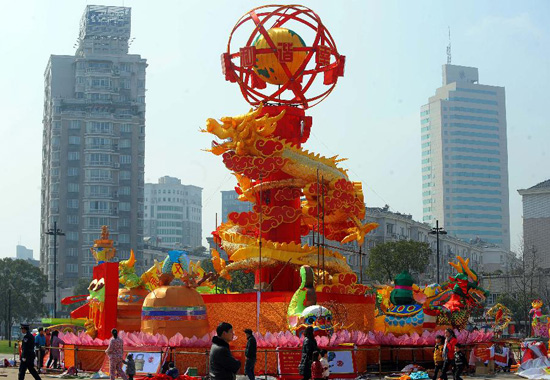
446;26;452;64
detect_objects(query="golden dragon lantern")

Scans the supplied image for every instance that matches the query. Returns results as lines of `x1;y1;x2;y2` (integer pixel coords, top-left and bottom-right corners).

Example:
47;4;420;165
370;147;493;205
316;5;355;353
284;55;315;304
207;5;378;291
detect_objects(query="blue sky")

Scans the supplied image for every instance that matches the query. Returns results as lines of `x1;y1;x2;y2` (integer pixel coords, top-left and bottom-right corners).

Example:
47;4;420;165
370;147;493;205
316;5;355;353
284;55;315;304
0;0;548;258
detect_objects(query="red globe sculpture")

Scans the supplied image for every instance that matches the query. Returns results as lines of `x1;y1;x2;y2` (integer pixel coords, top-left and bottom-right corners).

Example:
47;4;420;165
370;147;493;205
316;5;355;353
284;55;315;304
222;4;345;109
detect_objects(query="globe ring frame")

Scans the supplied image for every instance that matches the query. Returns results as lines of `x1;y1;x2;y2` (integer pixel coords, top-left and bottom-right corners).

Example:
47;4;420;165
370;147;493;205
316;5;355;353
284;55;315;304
223;4;345;109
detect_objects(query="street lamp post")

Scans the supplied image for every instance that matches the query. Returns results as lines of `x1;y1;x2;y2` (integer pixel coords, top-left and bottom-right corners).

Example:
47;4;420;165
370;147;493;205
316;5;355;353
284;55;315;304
45;221;65;318
429;220;447;284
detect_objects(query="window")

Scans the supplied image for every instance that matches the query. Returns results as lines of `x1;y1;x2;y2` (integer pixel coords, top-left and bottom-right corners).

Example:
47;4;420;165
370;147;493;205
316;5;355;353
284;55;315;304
87;217;111;228
119;218;130;227
66;263;79;273
67;199;79;208
449;107;498;115
450;155;500;163
86;121;112;134
68;183;79;192
85;185;110;197
120;171;131;180
453;205;502;211
455;87;497;96
449;139;499;147
448;96;498;105
120;155;132;164
120;124;132;133
451;172;500;179
450;131;499;139
450;114;499;123
451;180;500;187
68;151;80;160
452;196;501;204
119;234;130;243
69;120;82;129
67;248;78;257
452;188;501;195
119;202;131;211
86;153;111;166
450;147;499;155
449;122;498;132
69;136;81;145
88;201;109;212
85;169;112;181
453;213;502;220
90;77;111;88
66;231;79;241
386;223;394;234
119;139;131;148
68;167;79;176
119;186;131;195
451;163;500;171
138;79;145;88
85;137;111;149
67;215;79;224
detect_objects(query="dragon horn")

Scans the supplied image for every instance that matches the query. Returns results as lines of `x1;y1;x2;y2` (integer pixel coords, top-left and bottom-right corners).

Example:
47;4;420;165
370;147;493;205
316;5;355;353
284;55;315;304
457;256;477;281
127;249;136;268
449;261;462;273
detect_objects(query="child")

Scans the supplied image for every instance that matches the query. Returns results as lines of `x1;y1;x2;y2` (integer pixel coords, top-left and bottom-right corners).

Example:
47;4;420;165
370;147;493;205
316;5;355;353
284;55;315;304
123;353;136;380
454;344;466;380
166;362;179;379
319;350;329;380
433;335;444;380
441;328;457;380
311;351;324;380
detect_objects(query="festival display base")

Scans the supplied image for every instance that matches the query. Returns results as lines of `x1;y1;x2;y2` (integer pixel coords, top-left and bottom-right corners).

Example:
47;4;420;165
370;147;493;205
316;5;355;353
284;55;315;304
202;291;375;346
64;344;108;371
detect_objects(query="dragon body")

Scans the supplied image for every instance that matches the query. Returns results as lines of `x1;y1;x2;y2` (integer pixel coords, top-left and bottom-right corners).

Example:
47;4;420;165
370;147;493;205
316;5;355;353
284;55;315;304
204;105;378;278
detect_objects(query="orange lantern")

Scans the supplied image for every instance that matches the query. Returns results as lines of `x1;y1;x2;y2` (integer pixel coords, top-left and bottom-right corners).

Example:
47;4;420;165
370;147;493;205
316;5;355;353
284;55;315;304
117;288;149;333
141;286;210;339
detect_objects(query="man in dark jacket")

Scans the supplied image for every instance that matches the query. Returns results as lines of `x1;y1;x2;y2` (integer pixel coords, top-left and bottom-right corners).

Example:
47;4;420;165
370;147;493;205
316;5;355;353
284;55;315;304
209;322;241;380
19;323;42;380
244;329;257;380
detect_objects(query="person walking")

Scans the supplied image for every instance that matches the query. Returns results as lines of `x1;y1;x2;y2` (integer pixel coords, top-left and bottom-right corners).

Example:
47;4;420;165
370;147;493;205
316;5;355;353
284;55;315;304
19;323;42;380
46;330;65;369
209;322;241;380
441;328;458;380
35;328;47;373
105;329;128;380
244;329;257;380
299;327;319;380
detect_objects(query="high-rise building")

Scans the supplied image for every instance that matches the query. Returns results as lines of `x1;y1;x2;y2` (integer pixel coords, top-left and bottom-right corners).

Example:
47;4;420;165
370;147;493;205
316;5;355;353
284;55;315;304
144;176;203;249
40;5;147;291
221;190;252;223
16;245;34;260
518;179;550;268
421;64;510;249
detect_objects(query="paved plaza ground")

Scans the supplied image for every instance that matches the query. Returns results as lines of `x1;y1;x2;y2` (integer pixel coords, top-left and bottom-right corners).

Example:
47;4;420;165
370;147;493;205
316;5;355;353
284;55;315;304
0;366;521;380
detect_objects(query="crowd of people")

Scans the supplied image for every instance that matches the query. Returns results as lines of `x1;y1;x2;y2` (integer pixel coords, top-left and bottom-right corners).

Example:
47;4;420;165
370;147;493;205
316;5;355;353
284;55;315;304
19;321;512;380
17;323;67;380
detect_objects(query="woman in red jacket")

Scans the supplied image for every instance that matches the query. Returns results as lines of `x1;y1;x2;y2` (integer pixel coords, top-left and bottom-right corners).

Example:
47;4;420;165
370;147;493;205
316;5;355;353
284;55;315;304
441;328;457;380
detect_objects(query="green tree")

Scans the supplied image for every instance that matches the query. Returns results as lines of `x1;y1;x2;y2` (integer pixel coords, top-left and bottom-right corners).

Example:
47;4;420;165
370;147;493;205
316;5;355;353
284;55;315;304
73;277;92;296
199;258;255;293
191;246;208;257
366;240;431;283
0;258;48;339
61;277;92;314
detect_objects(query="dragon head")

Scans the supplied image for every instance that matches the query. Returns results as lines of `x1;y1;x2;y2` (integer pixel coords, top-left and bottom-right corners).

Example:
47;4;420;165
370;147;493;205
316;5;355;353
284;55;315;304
203;104;284;156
